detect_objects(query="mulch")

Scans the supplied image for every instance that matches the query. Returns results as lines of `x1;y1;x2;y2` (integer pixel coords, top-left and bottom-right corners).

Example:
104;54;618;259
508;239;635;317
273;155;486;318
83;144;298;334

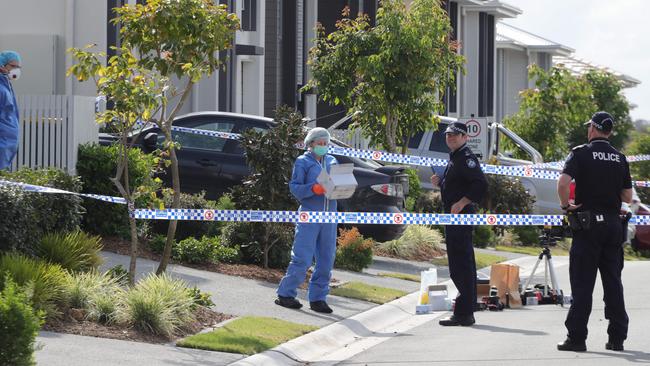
42;306;233;344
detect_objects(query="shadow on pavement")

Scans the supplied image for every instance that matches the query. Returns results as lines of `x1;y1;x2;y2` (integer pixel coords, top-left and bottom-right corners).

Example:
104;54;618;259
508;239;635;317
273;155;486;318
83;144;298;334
471;324;549;336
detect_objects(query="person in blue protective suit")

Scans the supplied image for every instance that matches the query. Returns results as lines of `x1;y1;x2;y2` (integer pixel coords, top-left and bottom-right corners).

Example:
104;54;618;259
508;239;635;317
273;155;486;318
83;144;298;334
0;50;21;170
276;127;338;314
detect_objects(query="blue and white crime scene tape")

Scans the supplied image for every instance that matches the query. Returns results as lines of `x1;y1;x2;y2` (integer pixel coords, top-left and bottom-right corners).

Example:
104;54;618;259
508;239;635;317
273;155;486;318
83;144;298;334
0;180;126;204
4;179;650;226
156;123;650;187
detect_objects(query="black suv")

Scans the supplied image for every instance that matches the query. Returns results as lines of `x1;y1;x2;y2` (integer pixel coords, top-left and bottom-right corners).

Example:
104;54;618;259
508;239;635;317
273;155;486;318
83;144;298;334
99;112;408;242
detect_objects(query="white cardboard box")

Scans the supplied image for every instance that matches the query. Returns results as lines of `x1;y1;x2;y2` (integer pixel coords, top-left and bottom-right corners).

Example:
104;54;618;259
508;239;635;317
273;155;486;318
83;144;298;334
317;163;357;200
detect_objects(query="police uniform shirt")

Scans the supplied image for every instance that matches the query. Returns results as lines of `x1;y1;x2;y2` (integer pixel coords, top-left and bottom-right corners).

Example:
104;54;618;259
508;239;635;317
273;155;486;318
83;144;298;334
440;144;488;213
563;137;632;214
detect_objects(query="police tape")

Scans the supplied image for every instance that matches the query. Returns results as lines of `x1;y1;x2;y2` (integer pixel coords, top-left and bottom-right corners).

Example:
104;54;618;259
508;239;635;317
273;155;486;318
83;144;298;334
130;208;650;226
0;180;127;204
155;124;650;186
4;179;650;226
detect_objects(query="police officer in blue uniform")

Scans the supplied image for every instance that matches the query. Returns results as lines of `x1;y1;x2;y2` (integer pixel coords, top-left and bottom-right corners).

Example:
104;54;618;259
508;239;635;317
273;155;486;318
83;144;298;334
276;127;338;314
431;121;488;326
557;111;633;352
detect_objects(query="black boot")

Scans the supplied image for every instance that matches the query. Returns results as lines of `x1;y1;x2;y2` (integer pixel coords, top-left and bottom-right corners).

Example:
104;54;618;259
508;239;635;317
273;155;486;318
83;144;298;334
439;315;475;326
310;301;333;314
557;338;586;352
275;296;302;309
605;339;624;351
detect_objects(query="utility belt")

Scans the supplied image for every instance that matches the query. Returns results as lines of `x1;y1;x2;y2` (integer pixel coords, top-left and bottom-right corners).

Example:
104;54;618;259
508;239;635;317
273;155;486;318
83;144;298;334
567;211;632;243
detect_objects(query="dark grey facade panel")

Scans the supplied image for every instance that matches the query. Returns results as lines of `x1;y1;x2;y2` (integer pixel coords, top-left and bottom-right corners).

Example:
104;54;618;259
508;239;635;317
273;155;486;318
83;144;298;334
478;12;494;117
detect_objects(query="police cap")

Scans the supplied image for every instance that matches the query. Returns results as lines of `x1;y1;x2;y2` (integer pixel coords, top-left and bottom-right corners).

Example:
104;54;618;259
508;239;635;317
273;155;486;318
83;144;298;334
444;122;467;135
584;111;614;132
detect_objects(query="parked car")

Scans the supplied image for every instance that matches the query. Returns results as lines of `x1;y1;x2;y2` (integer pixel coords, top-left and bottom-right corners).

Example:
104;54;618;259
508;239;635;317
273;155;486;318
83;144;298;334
99;111;408;242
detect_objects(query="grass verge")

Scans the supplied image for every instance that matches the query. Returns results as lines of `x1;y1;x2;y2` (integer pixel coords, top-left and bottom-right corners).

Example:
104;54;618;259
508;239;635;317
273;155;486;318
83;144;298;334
376;272;420;282
494;245;570;257
177;316;317;355
430;251;507;269
330;281;408;304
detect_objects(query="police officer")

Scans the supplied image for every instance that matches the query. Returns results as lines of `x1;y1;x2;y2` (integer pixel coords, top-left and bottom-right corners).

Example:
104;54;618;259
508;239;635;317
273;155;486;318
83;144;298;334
557;111;633;352
431;121;487;326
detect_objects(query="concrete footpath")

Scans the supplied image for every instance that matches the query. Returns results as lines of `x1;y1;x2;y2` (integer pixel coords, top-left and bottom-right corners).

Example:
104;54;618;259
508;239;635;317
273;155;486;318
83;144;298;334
237;257;650;365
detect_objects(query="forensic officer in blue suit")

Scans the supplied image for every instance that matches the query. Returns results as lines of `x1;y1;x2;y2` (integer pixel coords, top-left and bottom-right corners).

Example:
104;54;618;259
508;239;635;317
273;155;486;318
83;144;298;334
276;127;338;314
0;50;21;170
557;111;632;352
431;121;487;326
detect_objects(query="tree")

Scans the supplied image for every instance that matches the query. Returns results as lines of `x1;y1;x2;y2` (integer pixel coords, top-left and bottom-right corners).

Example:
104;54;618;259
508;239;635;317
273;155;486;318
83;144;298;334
503;65;596;161
583;69;633;149
229;106;304;268
306;0;464;153
69;0;240;279
626;132;650;203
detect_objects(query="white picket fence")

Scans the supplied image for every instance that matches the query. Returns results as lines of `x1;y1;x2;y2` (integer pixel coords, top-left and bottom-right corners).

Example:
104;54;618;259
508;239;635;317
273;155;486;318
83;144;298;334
10;95;97;174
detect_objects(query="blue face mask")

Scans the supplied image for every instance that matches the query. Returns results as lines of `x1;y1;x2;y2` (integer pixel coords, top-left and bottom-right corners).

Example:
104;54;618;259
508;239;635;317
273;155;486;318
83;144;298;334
313;145;328;156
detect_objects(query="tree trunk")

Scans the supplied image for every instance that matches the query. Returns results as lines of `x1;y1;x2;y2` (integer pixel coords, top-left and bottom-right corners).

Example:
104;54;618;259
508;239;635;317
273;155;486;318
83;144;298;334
118;142;138;286
157;141;181;274
263;224;271;269
385;111;398;153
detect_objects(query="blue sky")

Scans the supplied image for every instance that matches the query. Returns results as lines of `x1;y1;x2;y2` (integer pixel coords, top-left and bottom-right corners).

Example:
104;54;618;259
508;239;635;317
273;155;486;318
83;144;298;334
506;0;650;121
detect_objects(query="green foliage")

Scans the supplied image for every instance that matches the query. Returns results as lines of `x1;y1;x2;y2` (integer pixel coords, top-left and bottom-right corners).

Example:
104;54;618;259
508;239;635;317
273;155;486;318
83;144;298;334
626;133;650;203
77;143;159;237
307;0;465;153
473;225;496;248
404;168;422;211
376;225;443;259
106;264;129;286
0;253;69;318
229;106;304;268
0;277;45;366
503;65;596;161
118;273;195;337
583;69;633;149
151;191;225;240
512;226;540;246
0;168;84;254
481;175;535;214
175;237;216;264
220;222;294;268
413;190;444;213
188;286;215;308
64;271;120;311
335;227;373;272
148;234;168;255
36;231;103;273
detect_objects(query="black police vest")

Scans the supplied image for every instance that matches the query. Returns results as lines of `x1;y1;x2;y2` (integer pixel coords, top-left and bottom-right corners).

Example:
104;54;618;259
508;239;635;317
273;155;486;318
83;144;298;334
563;138;632;214
440;144;488;213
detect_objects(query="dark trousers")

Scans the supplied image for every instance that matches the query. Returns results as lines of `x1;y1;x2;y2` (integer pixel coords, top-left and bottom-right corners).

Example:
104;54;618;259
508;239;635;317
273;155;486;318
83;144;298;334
565;214;628;342
445;225;477;317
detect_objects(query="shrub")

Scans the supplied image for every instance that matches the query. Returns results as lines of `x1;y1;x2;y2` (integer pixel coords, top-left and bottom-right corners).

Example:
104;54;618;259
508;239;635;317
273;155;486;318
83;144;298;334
513;226;540;246
473;225;497;248
0;277;45;366
76;143;159;237
64;271;120;311
376;225;444;260
36;231;103;272
404;168;422;212
188;286;215;308
118;273;195;337
0;168;84;254
148;234;170;255
221;222;294;268
0;252;69;318
176;237;215;264
106;264;129;286
0;185;36;253
413;190;443;213
151;191;227;240
84;273;123;325
481;175;535;214
335;227;373;272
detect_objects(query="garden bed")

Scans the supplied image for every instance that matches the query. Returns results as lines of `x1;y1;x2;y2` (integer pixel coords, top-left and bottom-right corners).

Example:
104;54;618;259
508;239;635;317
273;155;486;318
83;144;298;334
42;304;233;344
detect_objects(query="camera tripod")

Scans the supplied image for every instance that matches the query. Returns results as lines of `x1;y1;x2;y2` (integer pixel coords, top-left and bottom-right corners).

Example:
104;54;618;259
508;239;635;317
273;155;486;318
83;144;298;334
521;244;564;306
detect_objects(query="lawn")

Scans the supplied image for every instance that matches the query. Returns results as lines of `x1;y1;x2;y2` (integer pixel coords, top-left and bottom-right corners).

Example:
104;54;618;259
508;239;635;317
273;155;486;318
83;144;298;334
376;272;421;282
177;316;317;355
430;251;507;269
330;281;408;304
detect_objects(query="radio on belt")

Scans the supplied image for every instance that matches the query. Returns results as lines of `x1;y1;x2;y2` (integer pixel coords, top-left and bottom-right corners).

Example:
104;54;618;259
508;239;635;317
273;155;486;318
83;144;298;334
317;163;358;200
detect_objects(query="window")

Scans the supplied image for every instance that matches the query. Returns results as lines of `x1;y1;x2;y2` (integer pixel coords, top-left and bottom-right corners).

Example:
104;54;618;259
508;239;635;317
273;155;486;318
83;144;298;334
429;123;450;153
408;131;424;149
242;0;257;31
159;122;236;152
